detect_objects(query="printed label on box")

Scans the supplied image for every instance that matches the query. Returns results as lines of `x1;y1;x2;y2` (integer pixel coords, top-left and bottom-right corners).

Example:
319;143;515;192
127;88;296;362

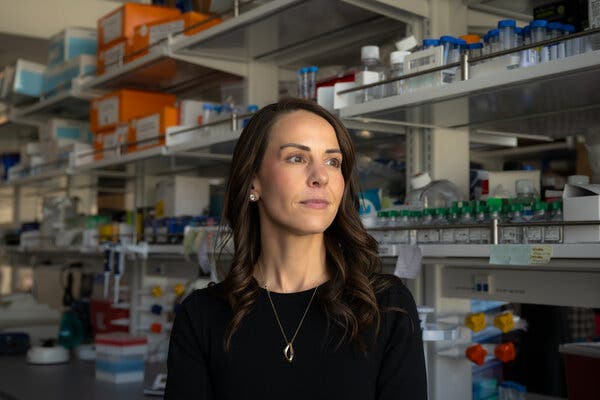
102;11;123;45
98;97;119;127
149;20;184;46
104;43;125;73
135;114;160;147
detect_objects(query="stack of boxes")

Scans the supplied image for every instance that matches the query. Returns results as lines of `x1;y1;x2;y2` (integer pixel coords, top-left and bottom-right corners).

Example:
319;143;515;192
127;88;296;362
95;333;148;384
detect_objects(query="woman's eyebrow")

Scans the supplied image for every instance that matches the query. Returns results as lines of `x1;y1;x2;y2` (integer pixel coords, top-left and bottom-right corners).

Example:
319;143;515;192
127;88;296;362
279;143;341;154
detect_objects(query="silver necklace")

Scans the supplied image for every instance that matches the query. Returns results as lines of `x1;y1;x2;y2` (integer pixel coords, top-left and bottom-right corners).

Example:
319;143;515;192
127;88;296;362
264;283;318;363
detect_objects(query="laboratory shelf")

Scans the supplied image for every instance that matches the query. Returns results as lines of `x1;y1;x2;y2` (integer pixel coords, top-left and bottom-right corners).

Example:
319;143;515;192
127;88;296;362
0;166;69;188
81;40;243;97
419;243;600;260
10;85;99;122
171;0;411;70
340;50;600;138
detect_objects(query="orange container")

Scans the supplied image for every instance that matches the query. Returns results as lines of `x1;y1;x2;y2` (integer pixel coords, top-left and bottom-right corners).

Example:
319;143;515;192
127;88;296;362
128;106;178;152
130;12;222;58
97;38;129;75
90;89;176;132
98;3;181;50
460;34;481;44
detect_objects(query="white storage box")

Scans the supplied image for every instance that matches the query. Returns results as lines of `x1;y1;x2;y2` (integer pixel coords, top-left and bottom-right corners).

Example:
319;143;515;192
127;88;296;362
42;118;92;144
155;176;210;217
563;183;600;243
48;27;97;67
43;55;96;96
1;60;46;104
95;333;147;384
67;143;95;167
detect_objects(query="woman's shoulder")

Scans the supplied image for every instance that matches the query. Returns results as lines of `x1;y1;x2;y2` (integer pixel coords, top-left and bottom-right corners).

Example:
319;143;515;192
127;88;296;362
181;281;230;314
373;273;416;309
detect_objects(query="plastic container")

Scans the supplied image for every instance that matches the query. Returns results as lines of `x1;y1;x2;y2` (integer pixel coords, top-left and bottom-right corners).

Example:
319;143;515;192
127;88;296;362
498;20;516;51
501;203;524;244
441;206;460;244
417;208;436;244
307;66;318;100
544;201;563;243
470;204;489;244
405;172;462;210
297;67;308;99
455;205;473;244
393;210;410;244
356;45;385;103
530;20;549;64
488;29;500;54
388;50;410;96
523;201;547;243
467;43;483;59
562;24;579;57
498;381;526;400
95;333;148;384
440;36;456;64
422;38;440;49
559;342;600;400
548;22;565;60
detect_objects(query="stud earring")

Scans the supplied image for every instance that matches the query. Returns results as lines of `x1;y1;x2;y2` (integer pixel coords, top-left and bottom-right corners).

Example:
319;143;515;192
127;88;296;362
249;193;257;201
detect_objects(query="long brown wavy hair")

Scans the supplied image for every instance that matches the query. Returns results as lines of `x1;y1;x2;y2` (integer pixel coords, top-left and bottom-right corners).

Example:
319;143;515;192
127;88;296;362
219;98;405;353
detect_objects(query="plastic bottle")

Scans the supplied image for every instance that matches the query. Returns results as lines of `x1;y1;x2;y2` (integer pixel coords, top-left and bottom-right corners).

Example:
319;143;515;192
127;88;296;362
405;172;462;210
562;24;579;57
297;67;308;99
423;38;440;49
498;20;517;51
356;45;385;103
455;205;473;244
441;206;459;244
409;211;421;245
201;104;216;129
520;25;536;68
544;201;563;243
376;210;393;249
467;43;483;59
548;22;565;60
307;66;318;100
524;201;547;243
433;208;447;242
394;210;410;244
389;50;410;96
502;203;525;244
530;20;549;63
417;208;436;244
470;203;489;244
488;29;500;54
440;36;458;84
483;33;490;56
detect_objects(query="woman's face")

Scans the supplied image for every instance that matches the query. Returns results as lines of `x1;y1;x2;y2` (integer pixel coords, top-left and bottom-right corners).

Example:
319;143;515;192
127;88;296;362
252;110;345;236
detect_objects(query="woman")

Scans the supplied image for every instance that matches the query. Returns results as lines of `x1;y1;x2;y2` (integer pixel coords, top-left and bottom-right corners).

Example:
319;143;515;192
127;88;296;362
165;98;427;399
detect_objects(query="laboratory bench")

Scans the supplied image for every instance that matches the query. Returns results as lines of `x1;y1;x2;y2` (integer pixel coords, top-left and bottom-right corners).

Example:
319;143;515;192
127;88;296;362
0;355;164;400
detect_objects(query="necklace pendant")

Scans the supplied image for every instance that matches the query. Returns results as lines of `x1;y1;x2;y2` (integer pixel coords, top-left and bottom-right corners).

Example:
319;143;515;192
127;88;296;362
283;343;294;362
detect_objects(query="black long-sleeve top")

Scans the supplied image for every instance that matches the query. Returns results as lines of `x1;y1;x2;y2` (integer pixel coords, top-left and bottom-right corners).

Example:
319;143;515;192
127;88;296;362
165;274;427;399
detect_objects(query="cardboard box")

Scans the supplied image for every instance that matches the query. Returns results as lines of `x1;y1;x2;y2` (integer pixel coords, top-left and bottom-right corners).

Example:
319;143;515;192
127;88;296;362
90;89;175;132
96;39;128;76
1;60;46;105
154;175;210;217
43;55;96;95
48;27;97;67
66;143;95;167
130;12;222;58
41;118;92;144
93;124;130;160
128;106;178;152
97;3;180;49
563;183;600;243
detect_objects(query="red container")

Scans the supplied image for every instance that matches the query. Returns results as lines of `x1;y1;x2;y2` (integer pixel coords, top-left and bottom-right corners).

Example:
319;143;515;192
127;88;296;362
91;299;130;334
559;342;600;400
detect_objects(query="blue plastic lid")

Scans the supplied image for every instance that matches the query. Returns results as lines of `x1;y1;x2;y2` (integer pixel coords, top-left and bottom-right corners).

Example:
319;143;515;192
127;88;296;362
202;103;214;110
298;67;308;74
423;38;440;47
515;27;523;35
490;29;499;37
467;43;483;50
308;66;319;72
498;19;516;28
247;104;259;112
548;22;562;30
563;23;575;33
455;38;467;47
440;35;455;44
530;19;548;28
483;33;490;43
523;25;531;34
214;105;223;113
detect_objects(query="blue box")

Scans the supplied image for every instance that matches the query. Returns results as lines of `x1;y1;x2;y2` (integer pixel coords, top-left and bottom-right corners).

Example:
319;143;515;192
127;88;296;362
48;28;97;67
43;55;96;96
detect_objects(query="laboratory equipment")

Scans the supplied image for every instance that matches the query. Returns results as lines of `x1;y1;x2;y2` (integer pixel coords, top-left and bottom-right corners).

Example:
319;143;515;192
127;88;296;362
307;66;318;100
422;38;440;49
405;172;462;210
530;20;549;64
523;201;547;243
501;204;524;244
469;203;489;244
498;381;526;400
498;20;516;51
356;45;385;103
548;22;565;60
27;345;70;365
388;50;410;96
95;333;148;383
544;201;563;243
297;67;308;99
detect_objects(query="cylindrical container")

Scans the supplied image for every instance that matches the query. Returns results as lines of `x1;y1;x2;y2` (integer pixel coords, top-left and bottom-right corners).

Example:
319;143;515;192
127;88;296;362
307;66;318;100
562;24;579;57
530;19;549;63
440;36;456;64
548;22;565;60
498;19;516;51
297;67;308;99
389;50;410;96
467;43;483;59
483;33;490;56
488;29;500;54
422;38;440;49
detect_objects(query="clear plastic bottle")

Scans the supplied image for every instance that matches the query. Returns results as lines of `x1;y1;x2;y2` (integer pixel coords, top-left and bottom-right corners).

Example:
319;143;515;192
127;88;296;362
455;205;473;244
483;33;490;56
530;19;549;64
389;50;410;97
544;201;563;243
440;36;458;84
470;203;489;244
498;19;517;51
442;206;459;244
433;208;447;242
307;66;318;100
409;210;421;245
520;25;536;68
467;43;483;58
297;67;308;99
562;24;579;57
502;203;525;244
356;45;385;103
405;172;462;210
524;201;547;243
394;210;410;244
548;22;565;60
488;29;500;54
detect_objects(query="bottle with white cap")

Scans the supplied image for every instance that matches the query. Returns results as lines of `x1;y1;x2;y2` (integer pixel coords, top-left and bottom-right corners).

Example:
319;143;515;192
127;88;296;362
356;45;385;103
388;50;410;96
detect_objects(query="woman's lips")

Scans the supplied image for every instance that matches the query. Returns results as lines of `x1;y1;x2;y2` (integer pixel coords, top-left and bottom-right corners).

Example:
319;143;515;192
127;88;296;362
300;199;329;209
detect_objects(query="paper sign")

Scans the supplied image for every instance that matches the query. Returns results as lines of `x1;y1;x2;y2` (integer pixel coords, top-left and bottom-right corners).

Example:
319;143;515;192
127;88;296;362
489;245;553;266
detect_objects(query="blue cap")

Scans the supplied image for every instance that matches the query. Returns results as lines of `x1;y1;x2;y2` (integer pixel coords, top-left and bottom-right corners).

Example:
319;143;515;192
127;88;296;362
530;19;548;28
455;38;467;48
440;35;455;44
423;38;440;47
523;25;531;34
298;67;308;74
548;22;562;30
483;33;489;43
247;104;259;112
490;29;499;37
308;66;319;72
515;27;523;35
467;43;483;50
498;19;516;28
213;105;223;113
563;23;575;33
202;103;214;110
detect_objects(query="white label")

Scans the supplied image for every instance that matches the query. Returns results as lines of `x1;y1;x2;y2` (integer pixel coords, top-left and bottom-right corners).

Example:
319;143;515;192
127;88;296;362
442;229;455;243
544;226;561;242
591;0;600;28
103;131;118;158
102;10;123;45
103;43;124;73
393;230;408;244
417;231;429;244
380;231;394;244
455;228;469;243
149;20;184;45
156;226;168;243
135;114;161;147
97;97;119;128
501;227;519;243
469;228;482;243
524;227;542;242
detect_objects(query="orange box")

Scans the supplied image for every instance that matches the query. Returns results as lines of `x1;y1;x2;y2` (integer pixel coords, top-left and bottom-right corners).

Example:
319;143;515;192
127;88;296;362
93;125;130;160
97;38;129;75
98;3;180;50
90;89;176;132
128;106;178;152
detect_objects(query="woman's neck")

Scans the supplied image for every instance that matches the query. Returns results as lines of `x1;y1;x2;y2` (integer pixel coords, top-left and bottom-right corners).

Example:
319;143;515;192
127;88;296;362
255;231;329;294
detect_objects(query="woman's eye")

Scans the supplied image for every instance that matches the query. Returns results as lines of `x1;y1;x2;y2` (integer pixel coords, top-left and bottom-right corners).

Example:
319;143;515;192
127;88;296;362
287;155;305;164
326;158;342;168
